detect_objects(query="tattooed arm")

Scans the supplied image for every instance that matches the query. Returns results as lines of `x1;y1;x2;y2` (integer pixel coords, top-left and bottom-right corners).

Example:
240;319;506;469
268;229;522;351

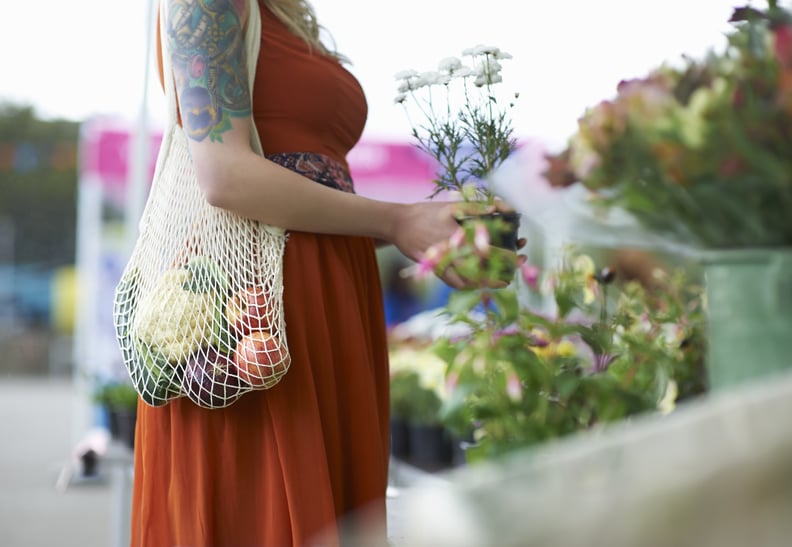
164;0;475;288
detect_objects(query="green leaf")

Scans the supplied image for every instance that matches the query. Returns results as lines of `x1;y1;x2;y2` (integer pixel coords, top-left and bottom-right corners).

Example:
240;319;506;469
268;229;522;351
133;341;181;407
447;289;486;316
182;256;227;294
490;288;519;323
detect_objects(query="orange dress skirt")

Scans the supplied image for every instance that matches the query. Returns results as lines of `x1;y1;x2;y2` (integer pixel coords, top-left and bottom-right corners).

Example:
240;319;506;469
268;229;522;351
131;5;390;546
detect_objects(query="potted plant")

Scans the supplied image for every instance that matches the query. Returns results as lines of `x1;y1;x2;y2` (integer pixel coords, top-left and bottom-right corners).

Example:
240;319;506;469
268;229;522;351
395;45;522;261
543;0;792;389
389;346;457;470
93;380;139;450
422;245;706;462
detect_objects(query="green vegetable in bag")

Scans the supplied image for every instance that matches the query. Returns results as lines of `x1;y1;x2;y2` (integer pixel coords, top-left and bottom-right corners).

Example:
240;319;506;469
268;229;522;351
182;256;235;355
133;340;182;407
114;268;141;339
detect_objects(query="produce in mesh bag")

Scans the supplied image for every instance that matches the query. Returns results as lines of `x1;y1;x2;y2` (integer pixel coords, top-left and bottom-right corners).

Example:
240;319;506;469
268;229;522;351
112;1;289;410
115;253;290;409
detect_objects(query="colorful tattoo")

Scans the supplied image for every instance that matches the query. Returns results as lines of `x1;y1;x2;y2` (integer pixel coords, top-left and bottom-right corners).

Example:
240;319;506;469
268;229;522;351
166;0;251;142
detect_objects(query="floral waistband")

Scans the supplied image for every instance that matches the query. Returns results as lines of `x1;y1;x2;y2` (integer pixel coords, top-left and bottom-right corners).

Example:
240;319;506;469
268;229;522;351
266;152;355;194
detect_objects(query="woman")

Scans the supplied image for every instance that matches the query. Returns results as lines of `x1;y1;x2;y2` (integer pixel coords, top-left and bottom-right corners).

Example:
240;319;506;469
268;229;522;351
131;1;488;546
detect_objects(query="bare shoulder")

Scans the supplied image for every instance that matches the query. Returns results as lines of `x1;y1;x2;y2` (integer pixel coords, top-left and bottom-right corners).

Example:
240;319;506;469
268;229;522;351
163;0;249;28
164;0;253;143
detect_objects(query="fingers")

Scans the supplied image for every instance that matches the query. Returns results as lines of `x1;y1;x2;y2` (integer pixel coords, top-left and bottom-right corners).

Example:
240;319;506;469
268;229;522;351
516;237;527;250
492;198;516;214
440;268;473;290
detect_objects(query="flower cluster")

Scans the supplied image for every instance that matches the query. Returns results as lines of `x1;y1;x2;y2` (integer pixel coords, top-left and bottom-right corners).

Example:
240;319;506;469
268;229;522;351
410;216;521;286
395;45;519;203
546;1;792;248
431;248;706;461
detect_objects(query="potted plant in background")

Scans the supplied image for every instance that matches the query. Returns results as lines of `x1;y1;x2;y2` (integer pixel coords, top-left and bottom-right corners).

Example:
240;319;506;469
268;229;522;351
543;0;792;390
430;246;706;462
389;345;457;470
93;380;139;450
395;45;522;273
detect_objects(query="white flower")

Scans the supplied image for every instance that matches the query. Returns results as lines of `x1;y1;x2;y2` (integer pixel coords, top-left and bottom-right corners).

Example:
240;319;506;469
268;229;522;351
415;71;444;89
453;66;476;79
394;44;517;198
506;371;523;402
462;45;512;59
438;56;463;73
394;69;419;80
430;71;452;86
475;73;503;87
477;59;503;74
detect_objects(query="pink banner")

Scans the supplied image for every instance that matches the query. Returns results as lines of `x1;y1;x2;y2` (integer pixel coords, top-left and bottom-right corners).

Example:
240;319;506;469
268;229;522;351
347;140;438;203
78;118;440;206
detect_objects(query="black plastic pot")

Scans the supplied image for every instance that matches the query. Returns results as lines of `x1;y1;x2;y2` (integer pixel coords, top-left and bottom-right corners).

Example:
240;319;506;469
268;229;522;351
456;211;522;251
390;416;411;460
456;211;522;283
108;408;137;450
408;423;454;471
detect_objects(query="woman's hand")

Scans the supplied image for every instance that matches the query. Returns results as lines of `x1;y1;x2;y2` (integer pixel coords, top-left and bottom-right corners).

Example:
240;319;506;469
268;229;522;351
389;201;526;290
386;201;469;289
389;201;460;262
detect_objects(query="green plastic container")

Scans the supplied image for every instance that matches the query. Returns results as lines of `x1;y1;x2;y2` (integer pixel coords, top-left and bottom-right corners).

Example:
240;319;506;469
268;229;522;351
702;248;792;390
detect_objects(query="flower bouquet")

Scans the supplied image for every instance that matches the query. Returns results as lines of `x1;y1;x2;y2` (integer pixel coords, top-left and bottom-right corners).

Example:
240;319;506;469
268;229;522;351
395;45;522;259
546;1;792;249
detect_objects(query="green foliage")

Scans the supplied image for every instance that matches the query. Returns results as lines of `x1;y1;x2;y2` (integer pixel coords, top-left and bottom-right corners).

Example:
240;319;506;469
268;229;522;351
390;369;444;425
431;247;707;461
0;103;79;265
92;381;139;410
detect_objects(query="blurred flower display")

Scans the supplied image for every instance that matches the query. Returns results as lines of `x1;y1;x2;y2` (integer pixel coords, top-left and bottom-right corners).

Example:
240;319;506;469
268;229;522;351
546;1;792;248
426;246;706;461
389;345;449;426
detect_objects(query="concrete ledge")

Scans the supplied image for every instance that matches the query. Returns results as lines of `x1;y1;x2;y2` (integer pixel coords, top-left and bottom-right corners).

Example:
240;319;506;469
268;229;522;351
401;370;792;547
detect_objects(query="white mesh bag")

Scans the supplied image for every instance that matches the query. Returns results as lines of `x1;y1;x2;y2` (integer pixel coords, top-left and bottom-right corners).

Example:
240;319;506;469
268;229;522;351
113;0;290;409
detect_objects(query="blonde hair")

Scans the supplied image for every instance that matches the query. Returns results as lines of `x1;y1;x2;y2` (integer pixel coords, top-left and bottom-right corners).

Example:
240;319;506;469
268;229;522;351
262;0;348;63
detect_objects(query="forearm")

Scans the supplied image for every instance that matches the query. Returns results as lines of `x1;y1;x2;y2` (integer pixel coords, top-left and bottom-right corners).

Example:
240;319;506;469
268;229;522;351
193;141;405;242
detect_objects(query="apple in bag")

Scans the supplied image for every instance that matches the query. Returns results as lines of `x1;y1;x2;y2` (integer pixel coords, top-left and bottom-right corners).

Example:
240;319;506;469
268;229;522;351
234;331;290;387
225;285;274;335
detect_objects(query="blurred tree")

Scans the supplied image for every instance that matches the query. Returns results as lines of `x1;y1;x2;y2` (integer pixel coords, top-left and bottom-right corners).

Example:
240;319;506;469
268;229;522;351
0;103;79;266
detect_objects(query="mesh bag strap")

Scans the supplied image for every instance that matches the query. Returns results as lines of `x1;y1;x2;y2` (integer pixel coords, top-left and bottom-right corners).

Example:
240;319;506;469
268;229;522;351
114;1;290;410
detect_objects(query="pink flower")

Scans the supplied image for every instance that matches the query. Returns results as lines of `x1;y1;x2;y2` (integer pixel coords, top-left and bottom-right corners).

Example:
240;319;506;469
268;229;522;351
445;372;459;395
473;222;490;256
415;244;444;278
528;332;549;348
519;263;540;289
506;372;522;402
448;226;466;250
189;55;207;79
774;24;792;69
492;324;520;343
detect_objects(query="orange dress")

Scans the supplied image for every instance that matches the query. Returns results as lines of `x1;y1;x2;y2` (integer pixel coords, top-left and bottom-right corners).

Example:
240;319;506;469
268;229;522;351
130;5;390;546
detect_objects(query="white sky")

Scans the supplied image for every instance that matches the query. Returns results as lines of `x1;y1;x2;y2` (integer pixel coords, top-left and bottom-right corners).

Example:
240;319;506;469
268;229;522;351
2;0;747;148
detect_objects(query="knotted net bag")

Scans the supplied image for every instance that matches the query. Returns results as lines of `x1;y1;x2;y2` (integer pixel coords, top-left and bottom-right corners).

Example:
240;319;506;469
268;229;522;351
113;0;289;409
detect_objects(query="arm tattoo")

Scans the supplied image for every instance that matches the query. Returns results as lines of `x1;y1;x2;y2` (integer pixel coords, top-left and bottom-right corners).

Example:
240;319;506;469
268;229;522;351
166;0;251;142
